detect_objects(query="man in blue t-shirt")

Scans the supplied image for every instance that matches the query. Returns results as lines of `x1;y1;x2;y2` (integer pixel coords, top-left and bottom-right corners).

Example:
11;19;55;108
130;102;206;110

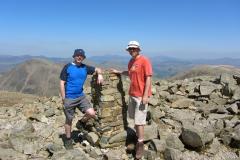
59;49;103;149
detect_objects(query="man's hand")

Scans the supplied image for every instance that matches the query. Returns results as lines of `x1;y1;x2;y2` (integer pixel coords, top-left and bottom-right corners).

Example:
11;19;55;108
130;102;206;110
110;68;121;74
142;96;149;105
97;74;104;84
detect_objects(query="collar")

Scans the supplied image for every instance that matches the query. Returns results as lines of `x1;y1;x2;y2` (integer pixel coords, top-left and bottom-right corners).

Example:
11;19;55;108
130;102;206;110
72;62;82;66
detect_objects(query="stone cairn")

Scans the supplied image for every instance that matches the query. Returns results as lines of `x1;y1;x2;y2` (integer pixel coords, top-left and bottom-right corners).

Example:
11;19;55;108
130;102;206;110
91;71;128;148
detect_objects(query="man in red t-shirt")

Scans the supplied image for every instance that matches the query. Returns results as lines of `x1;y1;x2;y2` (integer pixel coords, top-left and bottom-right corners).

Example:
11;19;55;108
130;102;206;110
111;41;152;159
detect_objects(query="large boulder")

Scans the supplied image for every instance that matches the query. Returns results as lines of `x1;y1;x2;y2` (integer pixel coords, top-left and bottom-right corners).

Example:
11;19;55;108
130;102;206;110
180;124;214;148
171;98;194;109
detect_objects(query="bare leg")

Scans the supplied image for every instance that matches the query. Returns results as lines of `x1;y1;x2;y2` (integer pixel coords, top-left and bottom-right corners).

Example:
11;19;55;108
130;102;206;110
81;108;96;122
135;125;144;159
65;120;72;138
135;125;144;141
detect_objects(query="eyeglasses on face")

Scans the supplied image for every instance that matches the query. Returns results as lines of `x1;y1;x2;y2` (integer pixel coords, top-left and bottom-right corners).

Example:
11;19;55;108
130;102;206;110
128;48;138;51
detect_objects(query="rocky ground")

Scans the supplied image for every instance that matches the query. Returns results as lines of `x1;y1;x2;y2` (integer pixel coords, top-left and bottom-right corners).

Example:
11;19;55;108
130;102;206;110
0;73;240;160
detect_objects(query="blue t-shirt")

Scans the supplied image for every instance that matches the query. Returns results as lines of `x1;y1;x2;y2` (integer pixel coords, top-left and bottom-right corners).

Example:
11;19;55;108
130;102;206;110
60;62;95;99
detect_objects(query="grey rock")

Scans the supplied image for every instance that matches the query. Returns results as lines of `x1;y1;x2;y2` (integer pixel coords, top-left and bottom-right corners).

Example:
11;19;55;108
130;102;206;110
196;102;218;115
9;134;40;154
216;105;229;114
23;142;39;155
168;85;179;94
164;147;182;160
86;147;102;159
166;134;185;151
162;118;182;133
52;148;91;160
44;107;55;117
11;119;34;135
208;113;233;120
220;129;233;146
149;96;159;106
159;91;171;100
99;136;109;148
144;123;159;141
230;127;240;148
214;147;239;160
181;124;214;148
108;130;127;144
167;95;185;103
184;82;199;95
46;143;63;153
104;149;124;160
0;148;28;160
85;132;99;146
233;74;240;85
210;93;228;105
211;119;224;136
149;106;165;123
206;138;221;155
148;139;166;155
143;150;157;160
100;95;114;102
232;87;240;101
226;103;239;114
181;150;207;160
35;123;54;138
220;73;236;84
221;83;234;97
101;88;118;95
224;118;240;129
171;98;194;109
199;81;217;96
168;109;196;124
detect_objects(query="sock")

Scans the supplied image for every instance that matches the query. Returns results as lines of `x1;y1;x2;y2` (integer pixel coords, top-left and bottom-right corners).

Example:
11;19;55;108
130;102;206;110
138;139;144;142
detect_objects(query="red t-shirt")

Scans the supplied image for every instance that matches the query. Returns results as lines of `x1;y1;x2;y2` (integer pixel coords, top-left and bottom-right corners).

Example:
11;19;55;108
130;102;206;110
128;55;153;97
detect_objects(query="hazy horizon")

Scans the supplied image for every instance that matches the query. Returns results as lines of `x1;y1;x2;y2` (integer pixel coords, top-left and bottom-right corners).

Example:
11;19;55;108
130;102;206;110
1;0;240;59
1;53;240;61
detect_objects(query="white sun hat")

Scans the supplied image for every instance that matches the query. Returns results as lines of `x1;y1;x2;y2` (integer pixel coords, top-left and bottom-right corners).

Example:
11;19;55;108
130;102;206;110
126;41;141;50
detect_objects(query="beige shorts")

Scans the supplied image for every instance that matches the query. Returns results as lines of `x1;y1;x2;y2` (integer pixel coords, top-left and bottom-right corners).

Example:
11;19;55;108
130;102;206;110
128;96;148;125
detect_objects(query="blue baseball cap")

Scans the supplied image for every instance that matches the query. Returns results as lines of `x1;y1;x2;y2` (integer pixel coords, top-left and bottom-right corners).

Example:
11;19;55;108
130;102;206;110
72;49;86;58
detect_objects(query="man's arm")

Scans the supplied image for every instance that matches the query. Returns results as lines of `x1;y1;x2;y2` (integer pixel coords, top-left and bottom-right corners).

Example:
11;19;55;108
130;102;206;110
142;76;152;104
60;80;66;102
110;69;129;76
95;67;104;84
95;67;102;74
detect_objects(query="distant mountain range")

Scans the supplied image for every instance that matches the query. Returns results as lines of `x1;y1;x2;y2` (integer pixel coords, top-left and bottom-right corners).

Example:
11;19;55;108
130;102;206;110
170;65;240;80
87;55;240;78
0;59;62;96
0;57;240;96
1;54;240;78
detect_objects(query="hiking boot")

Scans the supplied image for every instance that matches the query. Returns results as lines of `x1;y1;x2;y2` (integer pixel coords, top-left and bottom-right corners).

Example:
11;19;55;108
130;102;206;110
135;141;144;159
64;138;73;150
76;120;87;133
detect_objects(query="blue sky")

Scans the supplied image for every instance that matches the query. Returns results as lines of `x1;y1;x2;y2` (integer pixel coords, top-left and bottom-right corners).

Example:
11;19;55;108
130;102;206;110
0;0;239;59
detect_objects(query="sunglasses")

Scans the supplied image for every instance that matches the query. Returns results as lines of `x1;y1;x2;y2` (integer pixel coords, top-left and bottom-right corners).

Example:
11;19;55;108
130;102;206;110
128;48;138;51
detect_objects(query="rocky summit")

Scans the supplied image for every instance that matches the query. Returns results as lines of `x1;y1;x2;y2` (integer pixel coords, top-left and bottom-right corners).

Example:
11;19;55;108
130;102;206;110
0;72;240;160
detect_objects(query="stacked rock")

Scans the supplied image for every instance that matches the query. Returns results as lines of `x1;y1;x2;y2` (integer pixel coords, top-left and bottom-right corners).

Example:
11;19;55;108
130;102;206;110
91;71;128;148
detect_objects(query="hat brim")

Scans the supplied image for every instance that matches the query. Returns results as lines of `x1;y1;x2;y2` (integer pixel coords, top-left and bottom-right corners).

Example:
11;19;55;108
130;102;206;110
72;54;86;58
126;46;141;51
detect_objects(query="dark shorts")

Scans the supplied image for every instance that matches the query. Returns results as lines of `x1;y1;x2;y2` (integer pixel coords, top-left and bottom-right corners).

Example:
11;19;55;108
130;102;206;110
63;95;92;122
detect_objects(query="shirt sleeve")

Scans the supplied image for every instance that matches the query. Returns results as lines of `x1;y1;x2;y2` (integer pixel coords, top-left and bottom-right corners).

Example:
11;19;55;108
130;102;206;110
143;58;153;76
60;64;69;81
86;65;96;75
